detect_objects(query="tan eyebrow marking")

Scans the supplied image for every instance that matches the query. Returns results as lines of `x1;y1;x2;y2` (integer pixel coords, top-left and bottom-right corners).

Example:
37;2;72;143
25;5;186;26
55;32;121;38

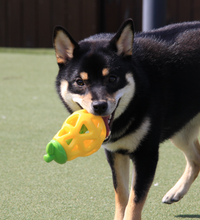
80;72;88;80
102;68;109;76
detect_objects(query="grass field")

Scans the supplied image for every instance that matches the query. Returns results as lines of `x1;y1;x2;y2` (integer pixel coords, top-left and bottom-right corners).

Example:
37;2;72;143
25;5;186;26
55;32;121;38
0;48;200;220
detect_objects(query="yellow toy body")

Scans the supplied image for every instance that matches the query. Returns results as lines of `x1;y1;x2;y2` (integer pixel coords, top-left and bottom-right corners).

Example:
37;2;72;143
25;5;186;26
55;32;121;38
44;109;106;164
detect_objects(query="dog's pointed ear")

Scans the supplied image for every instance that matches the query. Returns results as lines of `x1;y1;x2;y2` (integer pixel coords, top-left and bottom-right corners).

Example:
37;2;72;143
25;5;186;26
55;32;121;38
53;26;79;66
110;19;134;56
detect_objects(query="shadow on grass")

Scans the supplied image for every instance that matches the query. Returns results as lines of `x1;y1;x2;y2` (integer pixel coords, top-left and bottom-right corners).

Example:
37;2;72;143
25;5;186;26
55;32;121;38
175;214;200;219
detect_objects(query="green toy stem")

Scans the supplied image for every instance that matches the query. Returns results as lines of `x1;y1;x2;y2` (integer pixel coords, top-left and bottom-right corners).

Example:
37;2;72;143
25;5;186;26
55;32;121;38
44;140;68;164
43;154;55;162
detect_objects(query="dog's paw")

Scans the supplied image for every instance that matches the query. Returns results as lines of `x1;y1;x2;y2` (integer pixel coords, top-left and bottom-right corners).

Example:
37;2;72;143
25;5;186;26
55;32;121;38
162;188;184;204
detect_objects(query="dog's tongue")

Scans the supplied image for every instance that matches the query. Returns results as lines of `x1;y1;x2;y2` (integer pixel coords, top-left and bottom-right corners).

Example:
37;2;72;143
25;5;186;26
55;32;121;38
102;116;110;138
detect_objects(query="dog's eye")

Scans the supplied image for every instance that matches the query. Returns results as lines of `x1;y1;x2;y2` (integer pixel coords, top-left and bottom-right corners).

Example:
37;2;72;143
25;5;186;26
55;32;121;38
76;78;84;86
109;76;117;83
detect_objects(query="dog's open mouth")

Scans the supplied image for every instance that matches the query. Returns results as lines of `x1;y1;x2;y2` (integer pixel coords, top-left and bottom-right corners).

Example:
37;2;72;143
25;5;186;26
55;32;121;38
102;111;115;142
101;99;120;142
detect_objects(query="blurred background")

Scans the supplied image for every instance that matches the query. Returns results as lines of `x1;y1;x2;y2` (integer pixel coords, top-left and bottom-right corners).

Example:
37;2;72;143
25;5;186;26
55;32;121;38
1;1;200;219
1;0;200;48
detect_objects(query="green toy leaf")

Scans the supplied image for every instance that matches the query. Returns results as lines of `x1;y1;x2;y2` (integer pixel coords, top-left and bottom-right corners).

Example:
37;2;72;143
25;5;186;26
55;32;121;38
44;140;68;164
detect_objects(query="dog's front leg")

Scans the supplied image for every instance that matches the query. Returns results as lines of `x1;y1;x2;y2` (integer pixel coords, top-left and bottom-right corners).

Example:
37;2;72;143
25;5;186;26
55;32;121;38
123;148;159;220
105;149;130;220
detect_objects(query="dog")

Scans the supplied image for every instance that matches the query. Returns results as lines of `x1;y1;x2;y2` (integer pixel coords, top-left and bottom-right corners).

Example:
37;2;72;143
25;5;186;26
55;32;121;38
53;19;200;220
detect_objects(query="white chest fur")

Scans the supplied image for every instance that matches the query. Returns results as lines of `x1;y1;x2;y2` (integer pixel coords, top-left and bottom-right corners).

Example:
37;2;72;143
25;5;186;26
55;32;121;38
102;117;151;153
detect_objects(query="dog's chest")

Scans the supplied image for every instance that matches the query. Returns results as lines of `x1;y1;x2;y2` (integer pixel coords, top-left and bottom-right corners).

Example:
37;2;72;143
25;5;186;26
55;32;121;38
102;117;151;153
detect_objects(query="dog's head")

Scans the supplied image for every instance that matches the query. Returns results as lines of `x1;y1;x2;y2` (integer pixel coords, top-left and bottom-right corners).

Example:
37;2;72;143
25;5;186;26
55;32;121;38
53;19;135;140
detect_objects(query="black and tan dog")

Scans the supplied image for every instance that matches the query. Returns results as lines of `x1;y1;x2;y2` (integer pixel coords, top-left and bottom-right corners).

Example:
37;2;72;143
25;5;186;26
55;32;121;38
53;19;200;219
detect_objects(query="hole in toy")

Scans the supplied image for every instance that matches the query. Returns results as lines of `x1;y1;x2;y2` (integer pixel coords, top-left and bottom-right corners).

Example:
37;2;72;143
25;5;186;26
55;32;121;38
79;124;89;134
67;115;78;127
57;128;70;137
71;145;79;152
66;138;73;145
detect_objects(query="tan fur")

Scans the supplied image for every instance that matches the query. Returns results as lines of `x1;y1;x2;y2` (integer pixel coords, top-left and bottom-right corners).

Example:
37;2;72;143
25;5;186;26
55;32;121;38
123;190;146;220
112;154;148;220
72;92;93;112
113;154;130;220
80;72;88;80
102;68;109;76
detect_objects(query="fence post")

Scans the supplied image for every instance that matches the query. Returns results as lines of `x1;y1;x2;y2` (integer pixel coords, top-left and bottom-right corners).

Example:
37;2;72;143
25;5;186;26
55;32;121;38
142;0;166;31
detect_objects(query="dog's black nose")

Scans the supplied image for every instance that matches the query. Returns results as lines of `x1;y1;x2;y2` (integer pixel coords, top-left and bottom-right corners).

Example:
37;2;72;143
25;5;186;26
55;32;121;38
92;101;108;115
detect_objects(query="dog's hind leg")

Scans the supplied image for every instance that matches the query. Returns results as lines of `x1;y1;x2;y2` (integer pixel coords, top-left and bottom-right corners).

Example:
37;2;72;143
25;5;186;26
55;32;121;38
105;150;130;220
162;117;200;204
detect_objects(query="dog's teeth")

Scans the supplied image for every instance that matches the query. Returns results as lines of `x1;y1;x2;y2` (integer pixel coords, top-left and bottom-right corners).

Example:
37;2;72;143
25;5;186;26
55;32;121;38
104;131;111;141
108;119;111;124
109;115;112;120
105;136;109;141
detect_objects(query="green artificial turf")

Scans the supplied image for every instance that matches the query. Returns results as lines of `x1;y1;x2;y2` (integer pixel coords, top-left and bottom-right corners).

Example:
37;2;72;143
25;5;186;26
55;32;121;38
0;48;200;219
